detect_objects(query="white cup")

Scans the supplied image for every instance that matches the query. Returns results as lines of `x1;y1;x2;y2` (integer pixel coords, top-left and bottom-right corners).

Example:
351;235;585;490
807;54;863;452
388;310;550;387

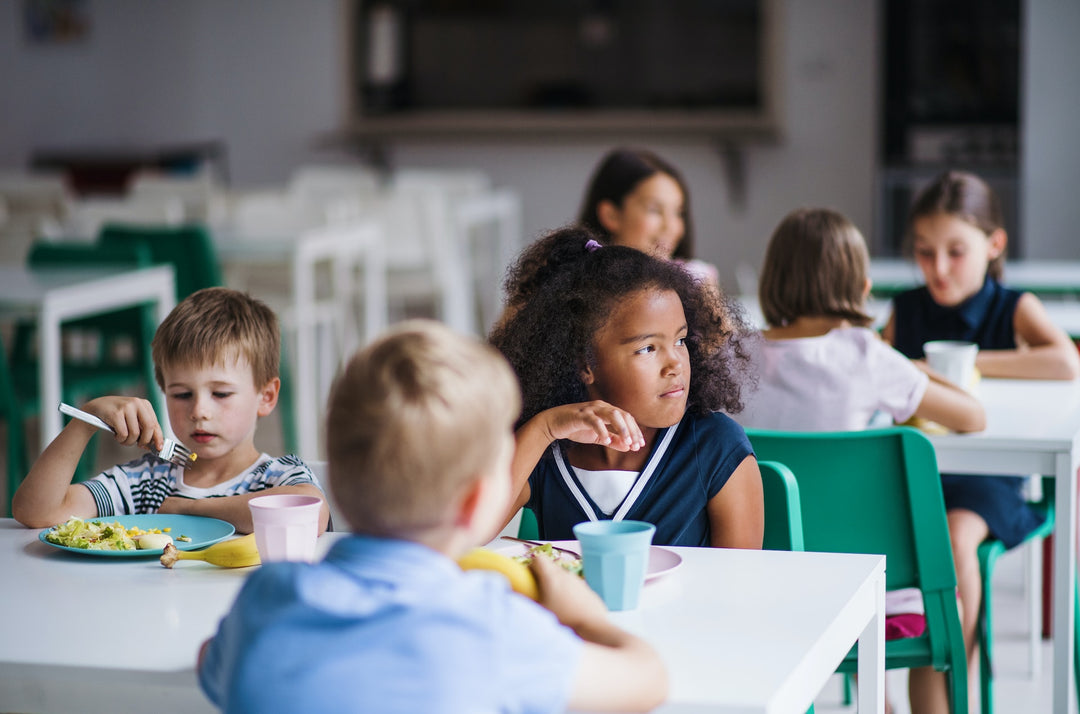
923;340;979;390
248;494;322;562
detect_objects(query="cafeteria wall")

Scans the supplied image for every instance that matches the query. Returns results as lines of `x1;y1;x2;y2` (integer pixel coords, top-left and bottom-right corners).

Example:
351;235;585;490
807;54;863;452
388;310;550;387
0;1;1075;290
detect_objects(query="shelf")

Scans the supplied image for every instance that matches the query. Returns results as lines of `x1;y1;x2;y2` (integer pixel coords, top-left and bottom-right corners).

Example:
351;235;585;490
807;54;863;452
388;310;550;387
336;109;780;143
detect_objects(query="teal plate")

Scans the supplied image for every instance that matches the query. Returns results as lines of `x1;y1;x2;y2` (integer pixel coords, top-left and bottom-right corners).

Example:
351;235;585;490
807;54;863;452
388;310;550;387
39;514;235;557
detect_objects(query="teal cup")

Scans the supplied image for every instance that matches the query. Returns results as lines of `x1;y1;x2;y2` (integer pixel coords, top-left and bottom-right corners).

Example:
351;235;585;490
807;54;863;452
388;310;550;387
572;520;656;611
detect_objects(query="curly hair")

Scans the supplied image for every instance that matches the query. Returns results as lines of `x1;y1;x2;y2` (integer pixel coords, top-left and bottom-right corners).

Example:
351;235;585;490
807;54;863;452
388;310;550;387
490;226;754;426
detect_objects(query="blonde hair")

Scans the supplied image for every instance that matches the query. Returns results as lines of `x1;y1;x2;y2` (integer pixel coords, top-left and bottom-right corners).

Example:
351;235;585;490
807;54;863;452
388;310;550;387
759;208;874;328
326;320;521;537
151;287;280;389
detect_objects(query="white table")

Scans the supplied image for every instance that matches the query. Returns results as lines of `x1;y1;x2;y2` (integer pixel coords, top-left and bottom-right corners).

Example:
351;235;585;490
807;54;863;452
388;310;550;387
607;546;885;714
737;291;1080;339
872;258;1080;296
0;522;885;714
0;264;176;451
929;378;1080;714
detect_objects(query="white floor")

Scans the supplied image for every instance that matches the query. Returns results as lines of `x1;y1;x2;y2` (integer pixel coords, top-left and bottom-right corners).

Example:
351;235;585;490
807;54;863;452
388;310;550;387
813;543;1056;714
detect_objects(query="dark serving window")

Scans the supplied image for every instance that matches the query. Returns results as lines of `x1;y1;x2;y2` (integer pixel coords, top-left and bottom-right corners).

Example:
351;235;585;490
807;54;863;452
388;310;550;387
353;0;768;122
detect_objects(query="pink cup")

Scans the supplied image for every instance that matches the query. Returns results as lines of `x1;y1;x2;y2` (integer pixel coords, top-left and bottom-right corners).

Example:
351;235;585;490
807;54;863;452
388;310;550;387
248;494;322;562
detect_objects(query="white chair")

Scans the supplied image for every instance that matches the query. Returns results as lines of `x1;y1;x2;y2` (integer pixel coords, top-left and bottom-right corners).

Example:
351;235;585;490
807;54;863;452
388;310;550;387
287;165;382;203
288;220;386;461
50;196;185;242
127;172;228;224
0;171;72;262
363;181;476;336
453;187;523;335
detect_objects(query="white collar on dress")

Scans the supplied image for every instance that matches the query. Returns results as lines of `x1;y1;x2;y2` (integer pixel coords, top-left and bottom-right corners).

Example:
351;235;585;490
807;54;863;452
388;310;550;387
553;421;680;522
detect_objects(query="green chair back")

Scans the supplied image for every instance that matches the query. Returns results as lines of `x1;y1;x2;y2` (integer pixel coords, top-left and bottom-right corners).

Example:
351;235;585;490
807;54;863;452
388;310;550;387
98;223;223;300
17;239;173;486
518;507;539;540
746;426;968;714
759;460;804;551
0;331;29;515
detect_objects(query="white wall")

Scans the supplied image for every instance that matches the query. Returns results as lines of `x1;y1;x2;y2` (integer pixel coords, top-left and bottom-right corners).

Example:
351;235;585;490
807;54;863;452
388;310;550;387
1021;0;1080;260
0;0;345;184
1;0;877;290
380;0;880;291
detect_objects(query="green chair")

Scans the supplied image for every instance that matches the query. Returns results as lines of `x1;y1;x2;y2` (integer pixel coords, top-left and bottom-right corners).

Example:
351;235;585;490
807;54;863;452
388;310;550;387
760;460;805;552
8;240;164;488
517;506;539;540
976;479;1078;714
97;223;223;301
746;426;968;714
1;331;30;515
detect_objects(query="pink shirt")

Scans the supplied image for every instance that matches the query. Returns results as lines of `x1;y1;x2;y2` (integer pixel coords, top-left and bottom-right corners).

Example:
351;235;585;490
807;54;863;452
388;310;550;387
736;327;929;432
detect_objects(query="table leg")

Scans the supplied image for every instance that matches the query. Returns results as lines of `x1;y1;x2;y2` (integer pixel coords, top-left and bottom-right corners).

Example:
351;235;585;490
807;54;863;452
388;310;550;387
857;569;886;714
38;304;62;452
1053;452;1078;714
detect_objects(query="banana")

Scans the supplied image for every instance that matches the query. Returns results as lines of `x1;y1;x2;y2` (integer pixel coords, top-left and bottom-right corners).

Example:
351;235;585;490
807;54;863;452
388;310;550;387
160;533;261;568
457;548;538;601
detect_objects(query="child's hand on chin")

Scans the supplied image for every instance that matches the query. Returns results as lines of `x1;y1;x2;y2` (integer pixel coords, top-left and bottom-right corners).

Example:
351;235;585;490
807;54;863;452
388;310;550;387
530;554;608;629
543;401;645;451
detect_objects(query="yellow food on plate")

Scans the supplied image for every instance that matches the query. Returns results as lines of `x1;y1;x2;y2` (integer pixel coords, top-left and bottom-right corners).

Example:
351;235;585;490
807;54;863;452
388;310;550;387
134;533;174;550
457;548;539;600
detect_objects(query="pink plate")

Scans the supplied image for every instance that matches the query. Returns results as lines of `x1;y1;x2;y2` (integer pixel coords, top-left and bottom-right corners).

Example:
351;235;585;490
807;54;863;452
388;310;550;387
493;539;683;583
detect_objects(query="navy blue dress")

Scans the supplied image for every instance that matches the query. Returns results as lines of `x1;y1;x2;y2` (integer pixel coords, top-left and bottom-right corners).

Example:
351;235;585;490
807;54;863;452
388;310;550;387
527;411;753;547
892;276;1045;548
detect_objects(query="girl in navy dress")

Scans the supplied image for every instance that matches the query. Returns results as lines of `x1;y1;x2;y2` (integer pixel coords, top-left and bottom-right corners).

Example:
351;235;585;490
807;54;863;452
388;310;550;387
490;226;762;549
883;170;1080;713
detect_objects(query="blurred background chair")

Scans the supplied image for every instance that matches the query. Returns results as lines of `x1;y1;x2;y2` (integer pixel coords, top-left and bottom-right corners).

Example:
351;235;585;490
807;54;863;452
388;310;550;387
976;477;1077;714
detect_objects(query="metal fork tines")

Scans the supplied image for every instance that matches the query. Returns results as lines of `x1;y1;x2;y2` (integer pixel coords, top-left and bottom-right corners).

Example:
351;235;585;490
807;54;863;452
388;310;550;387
58;403;198;469
156;438;198;469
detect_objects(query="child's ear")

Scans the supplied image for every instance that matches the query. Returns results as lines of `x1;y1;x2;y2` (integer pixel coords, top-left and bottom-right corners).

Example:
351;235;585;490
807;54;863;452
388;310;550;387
580;364;595;385
987;228;1008;260
256;377;280;417
862;277;873;299
596;200;621;233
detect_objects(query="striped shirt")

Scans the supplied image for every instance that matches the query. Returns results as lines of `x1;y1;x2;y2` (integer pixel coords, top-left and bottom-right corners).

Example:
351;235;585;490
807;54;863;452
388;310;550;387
83;453;319;517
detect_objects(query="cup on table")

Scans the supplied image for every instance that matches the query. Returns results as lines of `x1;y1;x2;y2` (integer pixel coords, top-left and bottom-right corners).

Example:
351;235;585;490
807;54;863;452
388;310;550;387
572;520;656;611
248;494;322;562
923;340;979;391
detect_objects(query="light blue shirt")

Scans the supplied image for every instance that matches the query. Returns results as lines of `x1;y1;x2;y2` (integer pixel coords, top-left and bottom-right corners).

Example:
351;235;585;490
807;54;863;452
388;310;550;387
200;534;582;713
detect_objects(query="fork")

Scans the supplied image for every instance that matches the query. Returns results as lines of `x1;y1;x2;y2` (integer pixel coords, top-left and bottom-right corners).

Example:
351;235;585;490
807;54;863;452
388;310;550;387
499;535;581;560
58;403;198;469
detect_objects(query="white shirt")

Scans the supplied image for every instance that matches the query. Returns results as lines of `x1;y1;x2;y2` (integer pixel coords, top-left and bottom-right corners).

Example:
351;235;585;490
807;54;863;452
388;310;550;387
737;327;929;432
571;466;638;516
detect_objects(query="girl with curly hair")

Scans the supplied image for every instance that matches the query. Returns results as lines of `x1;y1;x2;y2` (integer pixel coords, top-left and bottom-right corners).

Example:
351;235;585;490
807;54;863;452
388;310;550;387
489;226;762;548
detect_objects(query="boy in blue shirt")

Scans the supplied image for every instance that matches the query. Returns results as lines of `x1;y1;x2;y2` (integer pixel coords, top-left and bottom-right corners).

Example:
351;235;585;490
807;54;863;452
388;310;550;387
197;320;667;713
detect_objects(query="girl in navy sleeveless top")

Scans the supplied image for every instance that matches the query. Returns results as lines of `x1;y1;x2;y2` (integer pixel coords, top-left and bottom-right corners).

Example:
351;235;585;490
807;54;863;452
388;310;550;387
490;226;762;550
883;170;1080;713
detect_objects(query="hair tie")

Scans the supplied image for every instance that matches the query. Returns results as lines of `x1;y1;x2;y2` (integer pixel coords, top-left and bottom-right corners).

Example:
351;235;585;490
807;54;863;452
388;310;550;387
584;239;602;253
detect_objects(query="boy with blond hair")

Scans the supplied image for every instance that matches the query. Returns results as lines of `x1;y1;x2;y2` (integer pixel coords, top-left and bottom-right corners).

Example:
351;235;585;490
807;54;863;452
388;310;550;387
13;287;328;534
198;320;667;713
